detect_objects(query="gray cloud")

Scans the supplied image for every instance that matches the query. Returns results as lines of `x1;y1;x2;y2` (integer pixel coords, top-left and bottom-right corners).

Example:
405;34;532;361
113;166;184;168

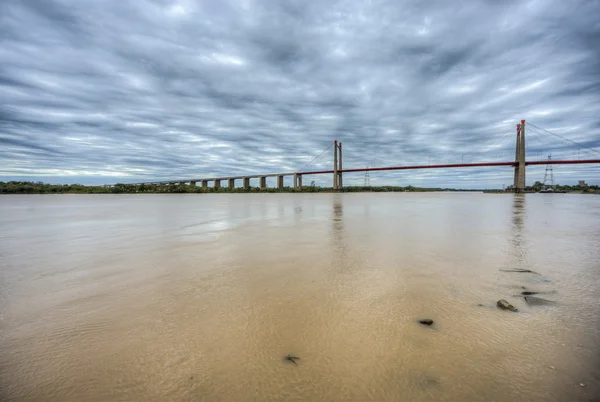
1;0;599;188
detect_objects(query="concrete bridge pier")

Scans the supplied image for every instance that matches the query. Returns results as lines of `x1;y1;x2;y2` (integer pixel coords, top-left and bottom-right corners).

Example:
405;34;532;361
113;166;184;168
260;176;267;189
190;181;197;187
294;174;302;190
228;178;235;189
338;142;343;188
277;175;284;189
243;177;250;189
201;180;208;189
333;140;343;190
513;123;520;190
334;140;338;189
214;180;220;190
513;119;526;192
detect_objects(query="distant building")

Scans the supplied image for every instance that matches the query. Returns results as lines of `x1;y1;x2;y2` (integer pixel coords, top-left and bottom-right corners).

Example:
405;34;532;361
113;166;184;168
578;180;588;187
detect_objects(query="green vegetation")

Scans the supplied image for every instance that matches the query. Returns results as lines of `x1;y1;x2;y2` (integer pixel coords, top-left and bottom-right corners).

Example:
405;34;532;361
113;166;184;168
0;182;111;194
1;181;597;194
527;181;599;193
0;181;444;194
505;181;599;194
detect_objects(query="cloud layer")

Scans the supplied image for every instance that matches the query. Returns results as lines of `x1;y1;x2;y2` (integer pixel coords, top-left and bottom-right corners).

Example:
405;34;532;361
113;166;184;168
1;0;599;187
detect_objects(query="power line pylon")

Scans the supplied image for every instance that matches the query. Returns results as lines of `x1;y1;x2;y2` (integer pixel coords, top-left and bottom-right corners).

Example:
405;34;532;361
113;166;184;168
364;165;370;187
542;153;555;189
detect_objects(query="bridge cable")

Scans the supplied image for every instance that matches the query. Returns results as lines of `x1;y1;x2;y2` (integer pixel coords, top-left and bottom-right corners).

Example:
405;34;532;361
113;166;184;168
298;142;334;172
528;125;597;159
525;128;551;160
478;130;514;161
486;130;514;152
528;123;600;156
538;132;558;160
528;125;573;147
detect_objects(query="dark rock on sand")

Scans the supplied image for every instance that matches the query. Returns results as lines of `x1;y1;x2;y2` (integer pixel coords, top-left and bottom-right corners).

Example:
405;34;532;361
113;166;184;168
419;319;434;326
521;290;556;296
524;296;556;306
500;269;539;274
421;376;439;389
284;354;300;365
497;299;519;312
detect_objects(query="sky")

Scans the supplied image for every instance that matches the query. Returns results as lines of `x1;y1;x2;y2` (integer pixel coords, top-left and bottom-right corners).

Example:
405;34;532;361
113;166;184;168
1;0;599;188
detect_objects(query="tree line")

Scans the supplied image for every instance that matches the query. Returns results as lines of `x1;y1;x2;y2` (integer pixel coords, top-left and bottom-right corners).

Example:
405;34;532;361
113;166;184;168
1;181;457;194
1;181;597;194
507;181;599;193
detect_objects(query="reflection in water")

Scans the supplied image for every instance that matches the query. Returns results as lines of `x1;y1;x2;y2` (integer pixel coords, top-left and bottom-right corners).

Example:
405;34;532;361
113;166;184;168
332;195;344;233
510;194;527;265
329;195;350;277
330;195;346;254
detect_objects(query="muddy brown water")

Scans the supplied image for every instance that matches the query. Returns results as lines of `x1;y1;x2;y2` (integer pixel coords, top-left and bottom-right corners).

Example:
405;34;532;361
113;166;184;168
1;193;599;401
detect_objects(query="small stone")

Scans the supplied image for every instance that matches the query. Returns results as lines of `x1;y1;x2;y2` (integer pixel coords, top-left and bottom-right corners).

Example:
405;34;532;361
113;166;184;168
524;295;556;306
497;299;518;312
580;383;585;387
419;319;434;326
549;366;555;370
422;376;439;388
284;354;300;365
500;269;539;274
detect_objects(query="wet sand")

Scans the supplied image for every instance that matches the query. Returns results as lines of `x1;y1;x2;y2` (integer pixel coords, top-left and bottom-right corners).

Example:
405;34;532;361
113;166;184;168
1;193;599;401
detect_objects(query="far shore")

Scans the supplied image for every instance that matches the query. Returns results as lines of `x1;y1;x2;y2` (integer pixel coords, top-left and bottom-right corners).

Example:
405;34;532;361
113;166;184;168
1;181;598;195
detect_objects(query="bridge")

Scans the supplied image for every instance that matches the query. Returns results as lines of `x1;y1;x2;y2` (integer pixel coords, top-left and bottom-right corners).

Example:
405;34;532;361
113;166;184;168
128;120;599;192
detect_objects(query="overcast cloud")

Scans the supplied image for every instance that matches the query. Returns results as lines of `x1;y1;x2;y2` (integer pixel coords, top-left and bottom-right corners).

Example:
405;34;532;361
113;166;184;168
1;0;599;188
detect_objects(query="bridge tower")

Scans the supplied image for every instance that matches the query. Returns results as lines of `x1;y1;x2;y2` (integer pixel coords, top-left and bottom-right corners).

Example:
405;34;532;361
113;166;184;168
513;123;521;190
333;141;343;190
513;119;526;192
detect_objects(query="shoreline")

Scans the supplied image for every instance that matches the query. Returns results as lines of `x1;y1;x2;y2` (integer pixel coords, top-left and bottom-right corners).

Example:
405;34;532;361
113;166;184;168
2;182;598;195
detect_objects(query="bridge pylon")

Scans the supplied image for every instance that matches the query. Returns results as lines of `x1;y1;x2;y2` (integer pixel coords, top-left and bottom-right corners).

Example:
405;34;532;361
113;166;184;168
333;140;343;190
513;119;526;192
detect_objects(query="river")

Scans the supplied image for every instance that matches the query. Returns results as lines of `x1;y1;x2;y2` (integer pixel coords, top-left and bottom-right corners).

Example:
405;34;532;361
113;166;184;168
1;193;599;401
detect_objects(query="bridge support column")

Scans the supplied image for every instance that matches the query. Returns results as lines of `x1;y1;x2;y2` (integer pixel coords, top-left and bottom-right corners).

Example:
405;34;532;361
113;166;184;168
201;180;208;189
297;175;302;190
260;176;267;189
190;181;197;187
334;140;338;189
514;119;526;192
513;123;521;192
277;175;284;189
228;178;235;189
243;177;250;189
332;140;343;190
214;180;220;190
338;142;343;189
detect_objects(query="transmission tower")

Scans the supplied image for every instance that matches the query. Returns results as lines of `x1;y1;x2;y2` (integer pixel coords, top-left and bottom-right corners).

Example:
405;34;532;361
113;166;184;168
542;153;555;189
364;165;370;187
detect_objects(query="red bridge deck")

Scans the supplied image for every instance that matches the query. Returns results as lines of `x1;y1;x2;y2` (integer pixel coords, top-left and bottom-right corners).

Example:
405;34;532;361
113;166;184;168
298;159;600;175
